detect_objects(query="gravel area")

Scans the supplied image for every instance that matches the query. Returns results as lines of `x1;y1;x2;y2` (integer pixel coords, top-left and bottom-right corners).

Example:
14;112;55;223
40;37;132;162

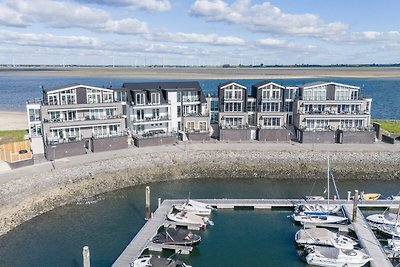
0;145;399;236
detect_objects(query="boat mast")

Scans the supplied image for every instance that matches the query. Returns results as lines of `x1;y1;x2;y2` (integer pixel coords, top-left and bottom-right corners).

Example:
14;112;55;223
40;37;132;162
327;156;330;208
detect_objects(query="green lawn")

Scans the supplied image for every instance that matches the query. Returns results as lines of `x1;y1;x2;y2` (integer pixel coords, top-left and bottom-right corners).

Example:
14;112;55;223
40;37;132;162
373;120;400;134
0;130;27;145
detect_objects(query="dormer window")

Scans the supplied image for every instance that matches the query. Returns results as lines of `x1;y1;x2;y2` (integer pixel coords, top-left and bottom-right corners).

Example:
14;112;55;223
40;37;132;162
151;93;160;104
136;93;145;105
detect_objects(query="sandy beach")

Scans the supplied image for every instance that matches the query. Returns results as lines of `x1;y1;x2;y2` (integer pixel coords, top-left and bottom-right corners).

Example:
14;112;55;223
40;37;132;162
0;111;27;131
2;66;400;79
0;142;399;236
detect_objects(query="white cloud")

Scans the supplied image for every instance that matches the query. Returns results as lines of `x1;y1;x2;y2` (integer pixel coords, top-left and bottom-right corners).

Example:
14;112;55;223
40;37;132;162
76;0;171;12
0;29;101;49
190;0;348;38
0;0;148;34
148;31;246;46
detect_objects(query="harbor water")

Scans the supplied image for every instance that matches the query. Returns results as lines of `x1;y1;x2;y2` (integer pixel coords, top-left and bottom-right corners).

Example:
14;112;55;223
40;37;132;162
0;177;398;266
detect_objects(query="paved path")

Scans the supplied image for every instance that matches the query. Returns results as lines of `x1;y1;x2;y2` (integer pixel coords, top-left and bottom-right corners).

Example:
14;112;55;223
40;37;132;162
1;141;399;184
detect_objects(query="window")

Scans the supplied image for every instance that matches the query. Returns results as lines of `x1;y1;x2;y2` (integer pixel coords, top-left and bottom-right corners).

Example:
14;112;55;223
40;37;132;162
177;106;181;117
136;93;145;105
29;109;41;122
335;86;350;100
211;99;219;111
262;102;280;112
48;94;58;105
136;110;144;121
263;117;281;127
151;93;160;104
186;121;195;131
92;124;118;137
224;85;243;100
199;121;207;131
103;92;113;103
306;119;329;129
224;117;243;126
87;89;101;104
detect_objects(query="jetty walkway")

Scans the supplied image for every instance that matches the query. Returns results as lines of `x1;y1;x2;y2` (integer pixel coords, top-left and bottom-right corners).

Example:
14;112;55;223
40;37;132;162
112;198;399;267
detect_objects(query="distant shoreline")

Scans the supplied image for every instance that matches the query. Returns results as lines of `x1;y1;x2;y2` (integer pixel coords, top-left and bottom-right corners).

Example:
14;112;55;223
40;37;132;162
2;66;400;79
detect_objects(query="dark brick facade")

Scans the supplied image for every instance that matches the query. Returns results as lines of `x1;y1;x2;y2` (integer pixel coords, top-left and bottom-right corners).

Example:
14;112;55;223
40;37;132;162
339;130;376;144
91;135;128;152
45;140;86;160
134;136;177;147
219;128;251;141
299;130;336;144
186;132;210;141
258;129;290;142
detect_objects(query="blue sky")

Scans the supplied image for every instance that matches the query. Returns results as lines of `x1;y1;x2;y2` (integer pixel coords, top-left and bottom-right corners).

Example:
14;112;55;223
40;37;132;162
0;0;399;66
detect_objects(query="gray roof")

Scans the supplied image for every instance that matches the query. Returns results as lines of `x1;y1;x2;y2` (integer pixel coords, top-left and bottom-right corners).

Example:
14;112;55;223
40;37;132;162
301;81;332;88
42;83;80;93
123;81;201;91
218;81;246;89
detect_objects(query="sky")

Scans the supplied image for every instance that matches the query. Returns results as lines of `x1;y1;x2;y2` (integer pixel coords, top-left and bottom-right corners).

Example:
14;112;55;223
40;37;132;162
1;0;400;66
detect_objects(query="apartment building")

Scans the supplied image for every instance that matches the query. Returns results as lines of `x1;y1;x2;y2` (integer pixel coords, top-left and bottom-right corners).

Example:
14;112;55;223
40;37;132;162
251;81;291;141
26;84;127;160
123;81;210;146
218;81;254;141
293;81;374;143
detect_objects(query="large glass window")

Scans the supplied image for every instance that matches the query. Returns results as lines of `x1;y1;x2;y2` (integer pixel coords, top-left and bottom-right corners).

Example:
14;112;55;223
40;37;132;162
224;117;243;126
263;117;281;127
48;94;58;105
87;89;102;104
29;109;41;122
262;102;280;112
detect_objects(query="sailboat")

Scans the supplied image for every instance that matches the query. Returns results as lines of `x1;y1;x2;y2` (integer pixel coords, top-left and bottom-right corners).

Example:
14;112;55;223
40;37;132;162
367;205;400;226
292;157;347;225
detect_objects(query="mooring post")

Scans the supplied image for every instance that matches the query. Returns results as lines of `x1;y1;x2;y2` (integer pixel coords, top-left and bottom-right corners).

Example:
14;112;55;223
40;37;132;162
146;186;151;220
347;191;351;201
158;197;162;208
83;246;90;267
352;190;359;222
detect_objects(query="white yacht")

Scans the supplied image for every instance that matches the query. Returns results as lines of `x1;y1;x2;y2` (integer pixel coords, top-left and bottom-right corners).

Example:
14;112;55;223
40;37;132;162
295;227;357;250
173;199;214;216
132;255;189;267
294;203;341;216
305;245;372;267
293;214;348;225
167;210;213;228
367;212;398;226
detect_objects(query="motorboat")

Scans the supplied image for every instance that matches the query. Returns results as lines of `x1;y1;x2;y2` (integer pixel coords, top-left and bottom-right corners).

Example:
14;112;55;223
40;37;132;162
293;214;348;225
367;212;398;226
294;203;341;216
167;210;213;228
152;227;201;246
375;224;400;238
361;193;381;200
132;255;188;267
304;245;372;267
295;227;357;250
173;199;214;216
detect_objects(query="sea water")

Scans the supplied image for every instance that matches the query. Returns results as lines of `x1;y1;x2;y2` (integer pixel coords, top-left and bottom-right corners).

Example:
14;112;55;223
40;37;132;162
0;178;398;267
0;75;399;119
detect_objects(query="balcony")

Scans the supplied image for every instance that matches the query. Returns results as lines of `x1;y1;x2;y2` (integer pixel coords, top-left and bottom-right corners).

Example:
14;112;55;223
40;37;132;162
133;100;171;107
46;135;83;145
182;97;200;103
132;115;170;123
297;110;370;115
183;112;209;117
43;114;124;123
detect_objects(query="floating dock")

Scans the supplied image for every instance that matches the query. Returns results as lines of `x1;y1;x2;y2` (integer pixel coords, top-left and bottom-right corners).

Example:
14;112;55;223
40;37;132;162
112;198;399;267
